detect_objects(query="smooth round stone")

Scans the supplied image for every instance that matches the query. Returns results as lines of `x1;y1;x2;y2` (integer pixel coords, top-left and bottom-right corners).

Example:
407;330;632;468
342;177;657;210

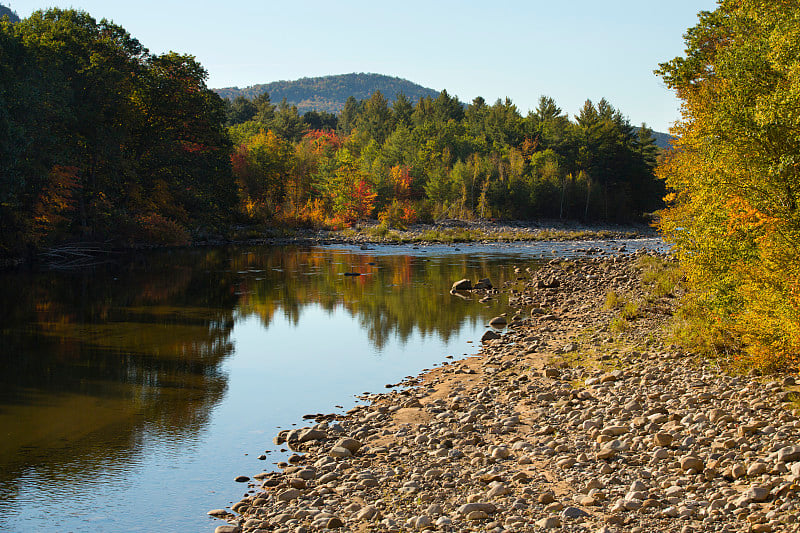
535;516;562;528
562;506;589;519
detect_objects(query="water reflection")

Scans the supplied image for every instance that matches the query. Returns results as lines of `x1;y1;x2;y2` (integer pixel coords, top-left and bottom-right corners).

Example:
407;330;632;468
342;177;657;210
0;249;236;500
0;244;524;530
232;247;513;348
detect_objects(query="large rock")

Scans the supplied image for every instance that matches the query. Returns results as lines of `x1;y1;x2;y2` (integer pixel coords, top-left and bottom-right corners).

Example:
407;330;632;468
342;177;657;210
357;505;380;520
680;455;704;472
457;502;496;515
473;278;493;289
562;506;589;519
298;428;326;443
737;485;770;505
537;277;560;289
329;446;352;458
777;445;800;463
334;438;362;453
481;330;502;343
653;432;673;447
451;279;472;291
536;516;562;528
488;316;507;328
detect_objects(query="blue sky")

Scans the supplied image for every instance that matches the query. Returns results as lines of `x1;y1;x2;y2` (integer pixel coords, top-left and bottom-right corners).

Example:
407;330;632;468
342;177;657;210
8;0;719;132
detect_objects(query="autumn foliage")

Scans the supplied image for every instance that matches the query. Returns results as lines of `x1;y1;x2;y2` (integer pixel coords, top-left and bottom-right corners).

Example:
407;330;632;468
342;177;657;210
1;7;666;258
0;9;236;253
657;0;800;370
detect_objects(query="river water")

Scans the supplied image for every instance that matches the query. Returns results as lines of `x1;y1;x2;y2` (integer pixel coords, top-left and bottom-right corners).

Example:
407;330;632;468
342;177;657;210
0;239;663;532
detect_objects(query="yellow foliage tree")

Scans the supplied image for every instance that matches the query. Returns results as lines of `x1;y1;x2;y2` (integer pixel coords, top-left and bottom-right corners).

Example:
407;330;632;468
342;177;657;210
231;129;293;222
657;0;800;370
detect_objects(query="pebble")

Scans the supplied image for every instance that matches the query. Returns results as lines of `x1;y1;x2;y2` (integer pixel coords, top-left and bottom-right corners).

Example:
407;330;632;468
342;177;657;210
536;516;562;528
210;253;800;533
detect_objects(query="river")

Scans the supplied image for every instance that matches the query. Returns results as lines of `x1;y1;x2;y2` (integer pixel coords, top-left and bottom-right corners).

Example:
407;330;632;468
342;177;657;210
0;239;663;532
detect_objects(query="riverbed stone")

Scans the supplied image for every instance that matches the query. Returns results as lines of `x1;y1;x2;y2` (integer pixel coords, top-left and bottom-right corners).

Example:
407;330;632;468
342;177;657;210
482;330;502;343
452;279;472;291
489;316;507;327
278;489;302;502
329;446;351;458
212;250;800;533
536;516;561;528
679;455;704;472
777;445;800;463
474;278;493;290
214;526;241;533
653;432;673;447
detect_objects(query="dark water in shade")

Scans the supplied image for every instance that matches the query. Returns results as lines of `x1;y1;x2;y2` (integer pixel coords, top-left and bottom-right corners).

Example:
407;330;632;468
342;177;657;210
0;239;664;532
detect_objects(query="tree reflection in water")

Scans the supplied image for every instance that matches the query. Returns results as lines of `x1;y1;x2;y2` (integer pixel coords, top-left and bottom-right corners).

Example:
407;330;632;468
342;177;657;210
0;244;523;525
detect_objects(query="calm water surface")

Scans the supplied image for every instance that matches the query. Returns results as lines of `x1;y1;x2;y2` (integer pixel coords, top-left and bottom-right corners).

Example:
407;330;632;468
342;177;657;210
0;240;663;532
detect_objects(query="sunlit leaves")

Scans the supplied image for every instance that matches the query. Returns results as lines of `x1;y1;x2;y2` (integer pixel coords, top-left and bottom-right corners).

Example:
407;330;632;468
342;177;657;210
657;0;800;370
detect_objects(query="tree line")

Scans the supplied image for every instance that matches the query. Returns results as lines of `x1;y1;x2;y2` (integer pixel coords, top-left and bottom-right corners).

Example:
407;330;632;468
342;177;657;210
0;8;664;259
225;87;663;229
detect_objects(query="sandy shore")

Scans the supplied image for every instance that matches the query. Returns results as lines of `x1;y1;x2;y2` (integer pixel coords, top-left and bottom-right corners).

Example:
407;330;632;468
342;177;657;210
209;250;800;533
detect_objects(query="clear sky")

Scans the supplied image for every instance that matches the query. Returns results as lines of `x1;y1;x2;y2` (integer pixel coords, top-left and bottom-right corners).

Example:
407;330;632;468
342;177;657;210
8;0;719;132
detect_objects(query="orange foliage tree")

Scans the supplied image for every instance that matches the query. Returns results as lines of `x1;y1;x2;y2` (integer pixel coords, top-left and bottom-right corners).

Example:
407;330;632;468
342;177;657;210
32;165;81;243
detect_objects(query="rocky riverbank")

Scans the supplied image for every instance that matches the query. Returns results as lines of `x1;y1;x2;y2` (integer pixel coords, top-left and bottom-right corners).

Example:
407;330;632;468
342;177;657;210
232;219;656;248
209;251;800;533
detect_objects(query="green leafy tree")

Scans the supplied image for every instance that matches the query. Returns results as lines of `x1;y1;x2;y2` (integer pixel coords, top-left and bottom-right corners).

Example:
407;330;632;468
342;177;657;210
231;129;293;220
225;96;257;126
392;92;414;128
129;52;236;229
337;96;361;135
358;90;394;145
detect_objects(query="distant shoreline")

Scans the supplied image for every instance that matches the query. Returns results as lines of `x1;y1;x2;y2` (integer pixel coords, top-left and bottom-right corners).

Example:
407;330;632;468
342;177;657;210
5;219;659;271
224;219;659;248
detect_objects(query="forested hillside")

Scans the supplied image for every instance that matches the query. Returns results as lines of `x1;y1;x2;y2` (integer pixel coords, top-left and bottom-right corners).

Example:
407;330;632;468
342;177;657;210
0;3;19;22
214;73;440;114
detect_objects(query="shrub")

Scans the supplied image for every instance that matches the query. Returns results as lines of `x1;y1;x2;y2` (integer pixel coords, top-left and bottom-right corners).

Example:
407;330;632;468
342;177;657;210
135;213;191;246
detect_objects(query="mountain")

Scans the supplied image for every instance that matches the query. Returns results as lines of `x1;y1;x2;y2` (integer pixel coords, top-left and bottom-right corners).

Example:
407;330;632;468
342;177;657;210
0;3;19;22
213;73;440;114
634;126;675;150
650;130;675;150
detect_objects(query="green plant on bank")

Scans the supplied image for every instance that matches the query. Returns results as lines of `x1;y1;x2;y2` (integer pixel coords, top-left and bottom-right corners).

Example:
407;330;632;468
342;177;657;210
604;289;626;310
788;392;800;412
637;255;683;300
630;254;753;373
609;315;631;335
620;301;640;320
366;222;390;239
547;326;629;379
